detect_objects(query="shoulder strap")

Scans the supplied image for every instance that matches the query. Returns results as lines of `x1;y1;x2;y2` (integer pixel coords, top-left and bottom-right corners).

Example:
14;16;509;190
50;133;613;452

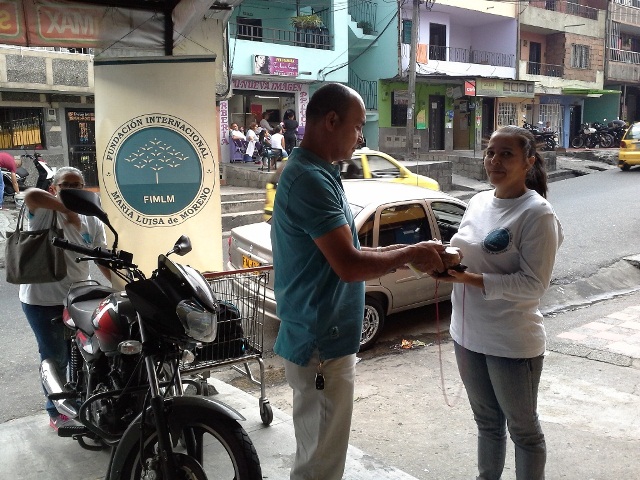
15;203;27;232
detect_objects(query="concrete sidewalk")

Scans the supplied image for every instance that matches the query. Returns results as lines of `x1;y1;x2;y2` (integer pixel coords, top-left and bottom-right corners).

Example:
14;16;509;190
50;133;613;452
0;378;419;480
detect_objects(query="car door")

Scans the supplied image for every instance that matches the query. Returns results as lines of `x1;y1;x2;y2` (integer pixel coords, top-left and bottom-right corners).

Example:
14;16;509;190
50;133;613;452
375;201;440;310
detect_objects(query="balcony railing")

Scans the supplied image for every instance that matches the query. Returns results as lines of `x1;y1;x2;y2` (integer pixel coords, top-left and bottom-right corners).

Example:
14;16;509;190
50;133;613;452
428;46;515;68
525;61;564;77
608;47;640;64
348;0;377;31
229;23;333;50
348;68;377;110
529;0;599;21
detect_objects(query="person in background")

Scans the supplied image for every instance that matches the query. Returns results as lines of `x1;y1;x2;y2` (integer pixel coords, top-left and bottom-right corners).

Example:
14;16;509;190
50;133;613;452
19;167;111;431
268;125;288;169
259;111;273;135
0;151;20;209
282;109;299;155
436;125;563;480
270;82;447;480
229;123;245;141
244;122;261;164
543;121;552;132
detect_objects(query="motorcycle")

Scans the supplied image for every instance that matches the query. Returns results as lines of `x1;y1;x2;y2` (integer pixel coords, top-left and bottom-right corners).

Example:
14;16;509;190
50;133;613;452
45;188;262;480
23;151;54;190
523;121;557;151
571;123;600;148
590;122;615;148
605;119;627;148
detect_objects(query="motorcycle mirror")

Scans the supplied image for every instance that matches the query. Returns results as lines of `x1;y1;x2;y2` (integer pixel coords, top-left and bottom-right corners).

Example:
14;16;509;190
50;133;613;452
59;189;119;249
166;235;192;257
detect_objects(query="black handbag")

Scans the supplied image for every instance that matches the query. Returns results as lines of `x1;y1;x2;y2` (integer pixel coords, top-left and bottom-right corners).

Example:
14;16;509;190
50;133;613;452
4;204;67;284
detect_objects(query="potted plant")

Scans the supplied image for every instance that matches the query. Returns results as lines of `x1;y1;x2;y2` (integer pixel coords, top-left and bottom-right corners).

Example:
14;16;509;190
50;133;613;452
290;14;323;30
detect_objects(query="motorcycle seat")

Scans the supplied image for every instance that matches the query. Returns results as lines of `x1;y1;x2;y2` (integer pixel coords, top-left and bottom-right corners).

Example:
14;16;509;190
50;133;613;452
66;284;118;335
69;299;104;335
67;283;117;305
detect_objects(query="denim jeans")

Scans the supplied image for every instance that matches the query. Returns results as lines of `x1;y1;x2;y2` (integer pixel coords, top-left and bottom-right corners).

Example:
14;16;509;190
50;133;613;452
0;173;4;207
21;303;67;418
454;341;546;480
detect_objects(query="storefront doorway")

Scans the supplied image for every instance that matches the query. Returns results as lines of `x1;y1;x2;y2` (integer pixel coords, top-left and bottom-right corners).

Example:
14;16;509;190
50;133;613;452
66;109;98;187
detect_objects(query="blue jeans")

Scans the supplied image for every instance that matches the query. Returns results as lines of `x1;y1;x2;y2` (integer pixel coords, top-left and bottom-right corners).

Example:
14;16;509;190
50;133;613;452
22;303;67;418
454;341;546;480
0;173;4;207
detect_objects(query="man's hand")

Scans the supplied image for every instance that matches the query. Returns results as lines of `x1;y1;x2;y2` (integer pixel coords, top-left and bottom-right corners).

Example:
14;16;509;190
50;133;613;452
408;241;446;275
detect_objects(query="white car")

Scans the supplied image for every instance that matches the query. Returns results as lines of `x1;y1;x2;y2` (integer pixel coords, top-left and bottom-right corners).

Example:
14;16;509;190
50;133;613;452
227;180;467;350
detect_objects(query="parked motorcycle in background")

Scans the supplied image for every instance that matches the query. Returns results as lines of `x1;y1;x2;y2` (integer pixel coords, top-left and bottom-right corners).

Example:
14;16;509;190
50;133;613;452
571;122;614;148
23;151;55;190
523;121;557;151
605;119;627;147
45;189;262;480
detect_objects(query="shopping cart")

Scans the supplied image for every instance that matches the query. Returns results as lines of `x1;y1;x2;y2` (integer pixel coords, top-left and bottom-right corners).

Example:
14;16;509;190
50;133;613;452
179;266;273;425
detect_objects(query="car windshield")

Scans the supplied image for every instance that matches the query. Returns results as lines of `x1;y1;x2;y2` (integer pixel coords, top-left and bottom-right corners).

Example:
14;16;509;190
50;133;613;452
626;123;640;140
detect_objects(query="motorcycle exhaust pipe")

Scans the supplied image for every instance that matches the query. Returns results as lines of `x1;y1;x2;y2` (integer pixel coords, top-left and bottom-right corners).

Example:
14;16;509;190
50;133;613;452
40;359;78;419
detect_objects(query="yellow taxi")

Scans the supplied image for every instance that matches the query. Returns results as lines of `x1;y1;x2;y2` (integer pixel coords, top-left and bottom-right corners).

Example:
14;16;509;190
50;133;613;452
618;122;640;171
264;148;440;219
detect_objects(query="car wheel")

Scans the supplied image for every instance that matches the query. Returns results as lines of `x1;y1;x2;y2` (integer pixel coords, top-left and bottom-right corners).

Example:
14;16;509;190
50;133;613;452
620;162;631;171
360;296;385;351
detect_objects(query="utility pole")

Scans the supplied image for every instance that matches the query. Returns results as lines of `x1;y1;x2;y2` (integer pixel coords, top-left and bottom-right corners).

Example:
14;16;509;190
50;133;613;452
406;0;419;158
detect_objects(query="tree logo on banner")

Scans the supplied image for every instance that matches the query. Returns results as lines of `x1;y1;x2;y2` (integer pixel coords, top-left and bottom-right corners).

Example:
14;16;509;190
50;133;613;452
102;113;216;227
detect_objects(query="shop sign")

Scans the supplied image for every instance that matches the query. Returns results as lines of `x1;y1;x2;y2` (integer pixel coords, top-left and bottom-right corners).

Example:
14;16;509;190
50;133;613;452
465;80;476;96
476;79;534;98
254;55;298;76
233;79;305;92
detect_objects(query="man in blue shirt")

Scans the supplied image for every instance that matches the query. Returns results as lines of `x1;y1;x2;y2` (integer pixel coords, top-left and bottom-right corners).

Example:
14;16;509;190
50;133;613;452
271;83;446;480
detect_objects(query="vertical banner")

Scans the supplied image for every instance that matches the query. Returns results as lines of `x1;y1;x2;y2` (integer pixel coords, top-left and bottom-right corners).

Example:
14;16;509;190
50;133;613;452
94;56;221;276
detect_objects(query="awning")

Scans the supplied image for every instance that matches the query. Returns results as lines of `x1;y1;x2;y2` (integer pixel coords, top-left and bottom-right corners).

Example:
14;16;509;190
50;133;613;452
562;88;621;96
0;0;241;54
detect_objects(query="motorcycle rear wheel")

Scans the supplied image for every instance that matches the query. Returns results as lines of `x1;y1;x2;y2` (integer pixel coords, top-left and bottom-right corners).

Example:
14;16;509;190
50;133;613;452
571;136;584;148
117;415;261;480
599;133;614;148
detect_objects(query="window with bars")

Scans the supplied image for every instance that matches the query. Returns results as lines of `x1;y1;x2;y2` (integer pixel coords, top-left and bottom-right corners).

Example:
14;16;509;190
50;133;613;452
402;20;412;44
0;108;45;149
538;104;563;142
497;102;518;127
571;44;590;69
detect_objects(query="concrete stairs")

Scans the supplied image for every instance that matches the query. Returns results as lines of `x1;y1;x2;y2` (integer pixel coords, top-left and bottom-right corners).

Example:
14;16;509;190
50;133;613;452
221;186;265;236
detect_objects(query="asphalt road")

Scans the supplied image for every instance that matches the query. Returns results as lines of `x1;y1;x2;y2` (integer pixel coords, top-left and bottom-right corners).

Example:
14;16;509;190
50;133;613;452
546;166;640;282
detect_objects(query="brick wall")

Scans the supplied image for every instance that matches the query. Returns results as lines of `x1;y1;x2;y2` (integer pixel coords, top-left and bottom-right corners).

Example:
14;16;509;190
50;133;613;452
563;33;604;83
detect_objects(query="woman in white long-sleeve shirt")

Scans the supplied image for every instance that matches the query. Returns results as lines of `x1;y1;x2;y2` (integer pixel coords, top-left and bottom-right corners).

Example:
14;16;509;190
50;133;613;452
438;125;563;480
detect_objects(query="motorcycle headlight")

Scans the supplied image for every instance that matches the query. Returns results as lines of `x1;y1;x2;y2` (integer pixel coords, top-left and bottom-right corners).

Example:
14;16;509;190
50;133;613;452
176;299;217;343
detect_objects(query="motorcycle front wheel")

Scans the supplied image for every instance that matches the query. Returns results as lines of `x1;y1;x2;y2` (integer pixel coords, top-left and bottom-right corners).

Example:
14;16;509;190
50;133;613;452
118;415;262;480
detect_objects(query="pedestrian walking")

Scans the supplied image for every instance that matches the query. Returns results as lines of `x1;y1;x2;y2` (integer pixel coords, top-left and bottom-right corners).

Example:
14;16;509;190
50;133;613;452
436;125;564;480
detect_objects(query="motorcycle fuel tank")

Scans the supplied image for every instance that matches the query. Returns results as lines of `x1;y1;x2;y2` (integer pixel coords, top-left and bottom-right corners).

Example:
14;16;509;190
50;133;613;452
92;292;136;353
